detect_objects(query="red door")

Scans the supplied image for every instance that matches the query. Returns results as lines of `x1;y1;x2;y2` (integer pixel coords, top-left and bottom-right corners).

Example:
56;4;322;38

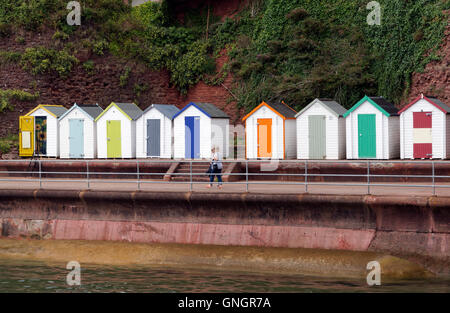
413;112;432;159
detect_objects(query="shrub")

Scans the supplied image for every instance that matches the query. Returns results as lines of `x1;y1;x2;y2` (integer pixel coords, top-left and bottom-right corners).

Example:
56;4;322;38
15;36;25;44
0;141;11;154
82;60;95;74
0;89;39;113
133;83;148;98
52;30;69;41
0;134;19;154
0;51;22;65
93;40;109;56
119;66;131;88
20;47;79;77
0;23;11;37
286;8;309;21
131;0;169;27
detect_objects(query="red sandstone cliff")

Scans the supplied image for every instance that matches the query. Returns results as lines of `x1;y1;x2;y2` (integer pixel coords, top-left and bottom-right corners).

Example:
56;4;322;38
0;2;448;150
402;11;449;107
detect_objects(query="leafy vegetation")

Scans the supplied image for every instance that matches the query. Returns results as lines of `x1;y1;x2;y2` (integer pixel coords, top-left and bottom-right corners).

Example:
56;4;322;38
82;60;95;75
20;47;79;77
215;0;447;110
0;0;447;112
119;66;131;88
0;133;19;154
0;51;22;65
0;89;39;113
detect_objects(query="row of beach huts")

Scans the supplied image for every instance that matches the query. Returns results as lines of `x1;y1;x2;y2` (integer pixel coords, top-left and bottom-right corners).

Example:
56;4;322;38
18;94;450;160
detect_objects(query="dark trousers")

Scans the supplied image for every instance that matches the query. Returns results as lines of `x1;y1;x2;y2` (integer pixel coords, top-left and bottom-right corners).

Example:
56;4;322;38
209;168;223;185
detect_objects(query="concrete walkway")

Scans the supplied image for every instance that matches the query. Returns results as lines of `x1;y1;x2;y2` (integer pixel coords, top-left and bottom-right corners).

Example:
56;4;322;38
0;177;449;196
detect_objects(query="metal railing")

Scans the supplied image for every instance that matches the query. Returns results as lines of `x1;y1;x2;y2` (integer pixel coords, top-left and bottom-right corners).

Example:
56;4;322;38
0;159;450;195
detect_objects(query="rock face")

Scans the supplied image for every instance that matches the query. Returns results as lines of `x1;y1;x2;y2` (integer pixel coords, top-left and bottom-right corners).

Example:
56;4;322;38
0;38;241;142
0;3;447;145
403;11;450;107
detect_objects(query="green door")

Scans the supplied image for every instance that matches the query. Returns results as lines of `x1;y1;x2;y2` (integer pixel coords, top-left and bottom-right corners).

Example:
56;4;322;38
358;114;376;158
309;115;326;159
107;120;121;158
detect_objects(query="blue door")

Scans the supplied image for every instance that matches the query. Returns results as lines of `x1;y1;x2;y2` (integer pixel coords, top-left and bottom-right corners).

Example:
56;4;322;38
69;119;84;158
185;116;200;159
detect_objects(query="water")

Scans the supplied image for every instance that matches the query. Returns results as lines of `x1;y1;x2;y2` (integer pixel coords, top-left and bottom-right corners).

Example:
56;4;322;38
0;258;448;293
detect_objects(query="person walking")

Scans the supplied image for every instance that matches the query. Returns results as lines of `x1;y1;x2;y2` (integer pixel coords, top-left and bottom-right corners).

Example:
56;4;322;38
207;146;223;189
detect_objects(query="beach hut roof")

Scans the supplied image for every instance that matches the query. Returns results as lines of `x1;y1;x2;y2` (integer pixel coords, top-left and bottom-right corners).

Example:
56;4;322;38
296;98;347;118
242;101;297;121
173;102;229;119
58;103;103;121
26;104;67;118
95;102;143;121
78;104;104;119
143;104;180;120
398;95;450;114
343;96;398;118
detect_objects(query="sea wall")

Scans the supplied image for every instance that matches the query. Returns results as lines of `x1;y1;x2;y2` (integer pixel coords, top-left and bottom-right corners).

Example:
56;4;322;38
0;189;448;274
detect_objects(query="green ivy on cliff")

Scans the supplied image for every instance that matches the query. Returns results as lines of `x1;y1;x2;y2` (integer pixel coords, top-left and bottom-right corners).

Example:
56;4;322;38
20;47;79;77
0;0;447;111
0;133;19;154
212;0;447;111
0;89;40;113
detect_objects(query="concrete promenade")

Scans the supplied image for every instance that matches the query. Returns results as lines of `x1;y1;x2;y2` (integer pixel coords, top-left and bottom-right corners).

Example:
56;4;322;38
0;177;450;196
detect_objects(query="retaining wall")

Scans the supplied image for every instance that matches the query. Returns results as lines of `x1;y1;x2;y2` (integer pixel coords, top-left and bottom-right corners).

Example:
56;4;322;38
0;189;448;274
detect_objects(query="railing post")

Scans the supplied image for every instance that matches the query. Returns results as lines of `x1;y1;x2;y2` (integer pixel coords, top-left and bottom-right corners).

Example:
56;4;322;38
39;159;42;188
305;160;308;193
245;160;249;192
190;160;193;191
86;161;90;189
432;161;435;196
137;160;140;191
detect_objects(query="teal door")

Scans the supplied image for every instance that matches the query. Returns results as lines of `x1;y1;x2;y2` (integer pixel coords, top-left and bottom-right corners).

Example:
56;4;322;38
358;114;376;158
69;119;84;158
309;115;326;159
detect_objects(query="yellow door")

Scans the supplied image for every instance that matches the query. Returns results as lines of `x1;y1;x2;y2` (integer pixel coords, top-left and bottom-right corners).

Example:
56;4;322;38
107;120;121;158
19;116;34;157
257;118;272;158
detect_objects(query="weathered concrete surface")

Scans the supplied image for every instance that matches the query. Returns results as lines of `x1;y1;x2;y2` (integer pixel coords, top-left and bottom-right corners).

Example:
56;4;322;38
0;189;448;274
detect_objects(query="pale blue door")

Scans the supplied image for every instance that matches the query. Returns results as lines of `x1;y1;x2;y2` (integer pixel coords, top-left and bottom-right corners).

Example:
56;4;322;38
69;119;84;158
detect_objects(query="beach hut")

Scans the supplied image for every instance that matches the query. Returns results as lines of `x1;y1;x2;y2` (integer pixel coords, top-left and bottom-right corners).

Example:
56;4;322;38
19;104;67;157
399;94;450;159
173;102;230;159
136;104;180;159
242;101;297;159
295;98;347;159
58;103;103;159
95;102;143;159
344;96;399;159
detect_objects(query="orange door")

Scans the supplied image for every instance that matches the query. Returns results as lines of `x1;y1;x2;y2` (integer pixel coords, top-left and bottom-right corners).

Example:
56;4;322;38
257;118;272;158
